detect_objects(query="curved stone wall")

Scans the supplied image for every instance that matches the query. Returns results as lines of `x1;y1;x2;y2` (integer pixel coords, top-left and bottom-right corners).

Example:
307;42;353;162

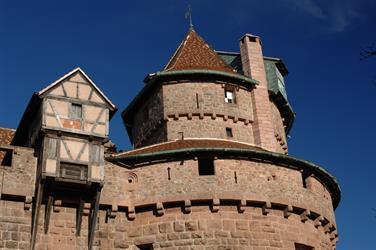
93;203;336;250
101;158;337;230
163;81;255;145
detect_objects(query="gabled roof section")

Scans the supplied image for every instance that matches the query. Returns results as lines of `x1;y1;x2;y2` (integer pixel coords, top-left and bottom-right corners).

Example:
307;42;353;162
164;29;235;73
38;67;116;111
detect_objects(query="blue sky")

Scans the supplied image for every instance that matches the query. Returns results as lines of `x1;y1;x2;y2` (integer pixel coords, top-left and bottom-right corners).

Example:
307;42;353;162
1;0;375;248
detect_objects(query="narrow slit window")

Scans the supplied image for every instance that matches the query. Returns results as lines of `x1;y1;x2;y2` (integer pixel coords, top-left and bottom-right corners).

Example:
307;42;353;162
198;158;215;175
136;244;153;250
70;103;82;119
225;89;235;104
295;243;314;250
302;172;309;189
226;127;233;137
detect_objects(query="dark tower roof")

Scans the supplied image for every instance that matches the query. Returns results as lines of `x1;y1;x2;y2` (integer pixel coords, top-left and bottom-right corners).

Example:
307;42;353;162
164;28;235;73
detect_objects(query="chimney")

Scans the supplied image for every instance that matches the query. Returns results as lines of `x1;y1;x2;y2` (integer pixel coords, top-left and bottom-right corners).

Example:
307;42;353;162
239;34;277;151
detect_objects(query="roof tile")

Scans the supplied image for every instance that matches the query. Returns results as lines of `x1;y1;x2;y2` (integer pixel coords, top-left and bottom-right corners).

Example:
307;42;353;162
114;139;263;158
164;29;235;73
0;127;15;165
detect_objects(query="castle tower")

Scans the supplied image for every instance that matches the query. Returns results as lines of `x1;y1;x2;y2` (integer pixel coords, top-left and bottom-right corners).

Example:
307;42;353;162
113;28;340;249
0;29;340;250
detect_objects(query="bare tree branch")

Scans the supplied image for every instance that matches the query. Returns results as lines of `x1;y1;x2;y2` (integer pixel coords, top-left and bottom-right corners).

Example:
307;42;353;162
360;44;376;60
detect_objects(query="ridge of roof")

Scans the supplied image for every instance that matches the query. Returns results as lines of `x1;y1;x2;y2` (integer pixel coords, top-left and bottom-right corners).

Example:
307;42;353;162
164;29;235;74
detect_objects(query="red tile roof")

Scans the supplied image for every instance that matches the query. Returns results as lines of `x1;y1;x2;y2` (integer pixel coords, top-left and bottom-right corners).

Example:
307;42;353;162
114;139;264;157
0;127;15;165
164;29;235;73
0;127;15;146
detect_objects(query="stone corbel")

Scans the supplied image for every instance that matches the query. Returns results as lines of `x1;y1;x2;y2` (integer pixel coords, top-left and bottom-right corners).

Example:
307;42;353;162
83;203;91;216
283;205;293;218
53;200;62;213
211;198;220;212
24;196;32;210
156;202;164;216
300;209;311;222
107;203;118;219
127;205;136;220
314;215;324;228
184;200;191;213
262;202;272;215
237;199;247;213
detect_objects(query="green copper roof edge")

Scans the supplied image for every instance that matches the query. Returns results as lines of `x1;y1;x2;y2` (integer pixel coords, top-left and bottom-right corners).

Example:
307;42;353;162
107;147;341;209
145;69;259;85
268;90;296;134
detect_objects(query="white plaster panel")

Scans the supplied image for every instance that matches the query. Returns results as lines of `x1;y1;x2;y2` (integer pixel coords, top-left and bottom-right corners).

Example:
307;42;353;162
84;106;102;123
49;86;65;96
78;84;91;100
91;165;103;180
83;122;94;133
79;144;89;162
50;99;69;117
90;91;105;104
94;124;106;136
60;141;70;159
63;81;77;98
65;140;86;161
45;115;60;128
45;159;57;175
70;72;88;83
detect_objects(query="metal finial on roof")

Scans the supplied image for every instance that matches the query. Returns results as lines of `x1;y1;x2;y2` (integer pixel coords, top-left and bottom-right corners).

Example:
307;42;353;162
185;5;193;29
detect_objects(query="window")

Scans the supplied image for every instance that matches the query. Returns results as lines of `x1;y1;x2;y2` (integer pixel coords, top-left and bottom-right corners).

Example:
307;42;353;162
70;103;82;119
226;127;233;137
295;243;314;250
136;244;153;250
46;138;57;158
198;158;215;175
60;162;88;181
224;89;235;104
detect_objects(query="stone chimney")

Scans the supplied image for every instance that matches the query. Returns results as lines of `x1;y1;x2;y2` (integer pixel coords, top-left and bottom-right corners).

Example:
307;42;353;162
239;34;276;151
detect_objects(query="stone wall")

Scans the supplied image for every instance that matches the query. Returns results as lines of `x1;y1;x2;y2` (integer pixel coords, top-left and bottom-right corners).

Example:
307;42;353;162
132;87;165;148
270;103;288;154
0;149;338;249
163;82;254;145
101;160;336;225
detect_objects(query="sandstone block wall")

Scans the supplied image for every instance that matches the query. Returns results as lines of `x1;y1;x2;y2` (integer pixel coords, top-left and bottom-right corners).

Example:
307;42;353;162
0;148;338;249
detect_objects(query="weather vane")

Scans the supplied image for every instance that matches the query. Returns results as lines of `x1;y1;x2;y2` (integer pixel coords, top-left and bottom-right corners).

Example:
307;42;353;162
185;5;193;29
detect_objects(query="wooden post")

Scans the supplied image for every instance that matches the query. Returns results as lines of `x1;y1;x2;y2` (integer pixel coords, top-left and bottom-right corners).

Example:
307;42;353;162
76;197;85;236
44;193;54;234
88;188;101;250
31;181;44;250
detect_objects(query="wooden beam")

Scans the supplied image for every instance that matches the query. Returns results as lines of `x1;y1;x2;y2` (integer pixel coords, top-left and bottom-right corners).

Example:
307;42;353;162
44;193;54;234
31;181;44;250
76;197;84;236
88;188;101;250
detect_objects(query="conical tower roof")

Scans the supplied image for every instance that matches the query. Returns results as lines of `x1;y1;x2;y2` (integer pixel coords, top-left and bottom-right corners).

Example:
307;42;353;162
164;28;234;73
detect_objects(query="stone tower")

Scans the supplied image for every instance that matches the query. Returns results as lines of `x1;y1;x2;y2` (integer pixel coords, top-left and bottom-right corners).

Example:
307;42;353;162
0;29;340;250
114;28;341;249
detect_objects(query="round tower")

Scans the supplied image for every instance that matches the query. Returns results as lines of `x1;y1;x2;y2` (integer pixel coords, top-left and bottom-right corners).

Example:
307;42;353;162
107;28;340;250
